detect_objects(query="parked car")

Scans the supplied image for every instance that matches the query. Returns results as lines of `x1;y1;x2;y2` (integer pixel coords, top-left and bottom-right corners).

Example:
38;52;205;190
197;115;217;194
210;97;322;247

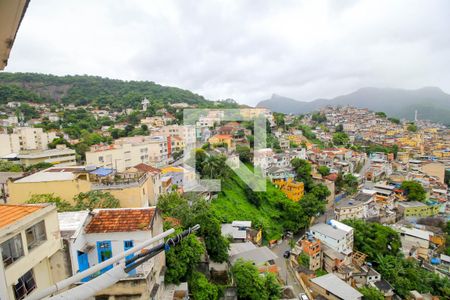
298;293;309;300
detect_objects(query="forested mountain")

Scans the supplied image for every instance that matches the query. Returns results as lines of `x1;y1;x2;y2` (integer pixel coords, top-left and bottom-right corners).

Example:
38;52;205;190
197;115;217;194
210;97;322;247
0;72;227;109
257;87;450;124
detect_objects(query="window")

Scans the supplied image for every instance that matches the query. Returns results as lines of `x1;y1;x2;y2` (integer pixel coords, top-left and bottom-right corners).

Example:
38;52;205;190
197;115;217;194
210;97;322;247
99;156;104;163
14;270;36;300
26;220;47;250
1;234;24;267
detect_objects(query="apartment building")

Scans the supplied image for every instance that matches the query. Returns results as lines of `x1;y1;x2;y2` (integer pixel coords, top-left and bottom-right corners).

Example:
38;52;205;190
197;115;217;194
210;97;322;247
58;207;165;299
397;201;440;218
309;220;354;255
86;136;169;171
17;145;76;167
7;166;158;208
0;127;58;157
334;193;377;222
273;178;304;202
153;124;196;149
0;204;66;300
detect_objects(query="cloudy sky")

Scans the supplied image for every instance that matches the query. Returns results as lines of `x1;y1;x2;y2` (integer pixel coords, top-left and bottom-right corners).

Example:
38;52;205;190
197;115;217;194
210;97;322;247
6;0;450;105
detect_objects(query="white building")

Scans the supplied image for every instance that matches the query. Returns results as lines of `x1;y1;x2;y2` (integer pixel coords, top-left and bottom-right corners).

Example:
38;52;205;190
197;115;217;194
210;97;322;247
253;148;274;171
309;220;354;255
0;204;66;300
86;136;169;171
0;127;58;157
58;207;166;299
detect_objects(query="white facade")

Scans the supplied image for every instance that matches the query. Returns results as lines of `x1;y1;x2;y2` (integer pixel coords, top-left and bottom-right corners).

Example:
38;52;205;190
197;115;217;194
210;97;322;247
310;220;354;255
0;127;58;157
86;136;169;171
0;204;65;300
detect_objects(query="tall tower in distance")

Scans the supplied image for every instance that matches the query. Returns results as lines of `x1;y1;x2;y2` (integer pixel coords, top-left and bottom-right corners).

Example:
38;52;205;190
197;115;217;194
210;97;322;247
141;97;150;111
414;110;418;122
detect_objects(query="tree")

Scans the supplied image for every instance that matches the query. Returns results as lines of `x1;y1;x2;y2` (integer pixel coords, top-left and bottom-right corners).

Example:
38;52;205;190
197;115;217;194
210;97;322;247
231;260;281;300
299;193;325;218
400;180;426;202
26;194;74;211
342;173;358;195
317;165;330;177
48;137;71;149
73;191;120;210
165;230;205;284
311;112;327;123
236;145;252;163
25;162;53;172
375;112;386;118
190;199;230;263
332;132;349;146
201;155;229;179
298;252;310;268
0;160;22;172
291;158;313;190
407;123;418;132
358;286;384;300
335;124;343;132
343;219;401;261
189;272;219;300
388;117;400;124
158;193;229;263
310;183;331;201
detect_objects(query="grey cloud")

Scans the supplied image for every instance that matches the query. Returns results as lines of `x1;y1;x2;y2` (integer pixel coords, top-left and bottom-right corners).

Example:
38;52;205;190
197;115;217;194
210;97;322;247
5;0;450;105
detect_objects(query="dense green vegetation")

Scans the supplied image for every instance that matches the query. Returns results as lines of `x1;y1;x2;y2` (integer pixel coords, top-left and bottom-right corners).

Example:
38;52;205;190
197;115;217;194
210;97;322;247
336;173;359;195
164;228;205;284
317;165;330;177
231;260;281;300
407;123;418;132
311;112;327;123
0;72;234;109
188;272;220;300
332;132;350;146
400;180;427;202
358;286;384;300
212;171;308;241
25;191;120;211
157;192;230;263
345;219;450;298
343;220;402;261
375;111;387;118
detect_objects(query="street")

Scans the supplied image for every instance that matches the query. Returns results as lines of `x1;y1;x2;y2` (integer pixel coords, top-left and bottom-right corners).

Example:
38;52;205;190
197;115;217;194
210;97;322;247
271;239;304;295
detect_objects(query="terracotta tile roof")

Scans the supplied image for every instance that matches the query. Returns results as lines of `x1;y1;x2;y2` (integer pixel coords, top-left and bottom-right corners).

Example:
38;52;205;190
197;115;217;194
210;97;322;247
133;163;161;174
325;173;338;181
0;204;46;229
85;208;156;233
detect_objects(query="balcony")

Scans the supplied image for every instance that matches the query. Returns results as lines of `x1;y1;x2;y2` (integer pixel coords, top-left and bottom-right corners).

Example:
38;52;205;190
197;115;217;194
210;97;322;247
91;172;149;190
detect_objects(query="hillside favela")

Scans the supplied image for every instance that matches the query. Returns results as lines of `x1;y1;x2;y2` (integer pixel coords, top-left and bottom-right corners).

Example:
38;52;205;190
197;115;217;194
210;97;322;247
0;1;450;300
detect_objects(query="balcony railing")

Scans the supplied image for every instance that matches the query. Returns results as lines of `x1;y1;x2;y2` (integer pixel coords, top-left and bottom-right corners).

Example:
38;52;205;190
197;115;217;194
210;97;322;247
91;173;149;190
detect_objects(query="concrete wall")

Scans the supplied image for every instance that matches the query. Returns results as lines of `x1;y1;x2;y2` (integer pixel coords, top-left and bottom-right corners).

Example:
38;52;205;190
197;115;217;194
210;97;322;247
0;205;64;300
7;179;92;204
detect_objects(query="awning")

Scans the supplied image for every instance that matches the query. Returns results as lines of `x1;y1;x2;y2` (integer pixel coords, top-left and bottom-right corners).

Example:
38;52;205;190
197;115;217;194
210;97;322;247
90;167;114;177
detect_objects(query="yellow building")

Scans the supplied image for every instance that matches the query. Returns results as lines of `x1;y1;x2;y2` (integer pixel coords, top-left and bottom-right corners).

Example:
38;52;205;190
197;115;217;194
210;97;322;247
208;134;233;149
7;166;158;208
273;178;304;202
0;203;67;300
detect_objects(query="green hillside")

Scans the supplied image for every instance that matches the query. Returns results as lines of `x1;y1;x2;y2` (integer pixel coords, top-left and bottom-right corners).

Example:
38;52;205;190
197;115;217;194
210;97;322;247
0;72;238;109
211;171;308;241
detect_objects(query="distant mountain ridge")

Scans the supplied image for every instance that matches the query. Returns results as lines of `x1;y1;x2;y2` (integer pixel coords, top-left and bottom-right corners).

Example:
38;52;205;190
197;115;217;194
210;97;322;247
257;87;450;124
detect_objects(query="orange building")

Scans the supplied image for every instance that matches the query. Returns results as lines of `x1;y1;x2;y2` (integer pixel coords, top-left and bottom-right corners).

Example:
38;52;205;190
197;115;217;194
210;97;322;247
300;237;322;271
208;134;233;149
273;178;304;201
